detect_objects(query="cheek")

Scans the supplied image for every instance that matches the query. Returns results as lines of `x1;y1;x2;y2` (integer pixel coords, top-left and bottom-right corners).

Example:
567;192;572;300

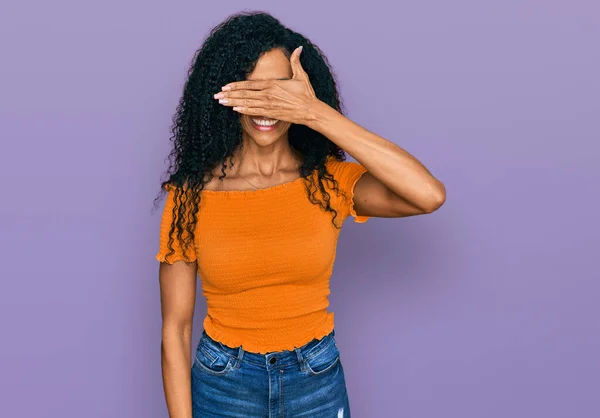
240;115;252;131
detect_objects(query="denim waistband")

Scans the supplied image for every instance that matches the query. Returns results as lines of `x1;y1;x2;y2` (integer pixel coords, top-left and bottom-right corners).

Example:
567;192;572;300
199;329;337;368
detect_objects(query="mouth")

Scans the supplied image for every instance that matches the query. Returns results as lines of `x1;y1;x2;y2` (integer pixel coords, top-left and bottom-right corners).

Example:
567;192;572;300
250;117;280;132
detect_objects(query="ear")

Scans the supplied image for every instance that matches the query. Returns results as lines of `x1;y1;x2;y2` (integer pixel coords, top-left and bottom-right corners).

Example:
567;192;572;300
291;46;307;80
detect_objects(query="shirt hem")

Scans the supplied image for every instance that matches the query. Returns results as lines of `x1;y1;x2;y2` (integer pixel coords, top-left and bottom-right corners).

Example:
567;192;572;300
203;315;335;354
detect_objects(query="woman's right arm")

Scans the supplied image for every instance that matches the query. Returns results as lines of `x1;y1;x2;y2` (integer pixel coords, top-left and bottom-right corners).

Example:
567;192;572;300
159;259;197;418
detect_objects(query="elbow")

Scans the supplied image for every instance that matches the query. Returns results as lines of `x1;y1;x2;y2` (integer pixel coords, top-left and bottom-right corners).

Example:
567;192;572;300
421;182;446;214
160;322;193;361
162;320;193;342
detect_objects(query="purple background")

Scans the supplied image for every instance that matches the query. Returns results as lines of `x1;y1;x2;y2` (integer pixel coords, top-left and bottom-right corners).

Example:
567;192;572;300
1;1;598;417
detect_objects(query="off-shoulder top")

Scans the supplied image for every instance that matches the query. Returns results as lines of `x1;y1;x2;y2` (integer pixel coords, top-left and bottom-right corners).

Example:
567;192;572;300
156;156;370;354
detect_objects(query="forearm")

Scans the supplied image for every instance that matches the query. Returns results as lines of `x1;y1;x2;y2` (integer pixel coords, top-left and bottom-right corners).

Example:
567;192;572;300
161;325;193;418
308;100;446;210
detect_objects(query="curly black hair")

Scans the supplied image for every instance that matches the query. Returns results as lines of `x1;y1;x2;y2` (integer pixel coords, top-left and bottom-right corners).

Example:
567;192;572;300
154;10;353;263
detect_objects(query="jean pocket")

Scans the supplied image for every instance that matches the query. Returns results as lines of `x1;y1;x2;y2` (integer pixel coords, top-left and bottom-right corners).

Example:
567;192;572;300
193;340;235;376
303;339;340;376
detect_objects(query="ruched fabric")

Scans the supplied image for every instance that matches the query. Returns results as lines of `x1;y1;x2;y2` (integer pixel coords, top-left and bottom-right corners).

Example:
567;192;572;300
156;156;369;354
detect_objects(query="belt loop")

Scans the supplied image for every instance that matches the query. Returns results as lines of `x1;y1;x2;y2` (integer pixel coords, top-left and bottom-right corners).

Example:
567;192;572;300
235;346;245;369
294;347;306;372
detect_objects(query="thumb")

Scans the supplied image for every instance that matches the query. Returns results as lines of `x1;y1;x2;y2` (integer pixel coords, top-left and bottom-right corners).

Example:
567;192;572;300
291;46;306;80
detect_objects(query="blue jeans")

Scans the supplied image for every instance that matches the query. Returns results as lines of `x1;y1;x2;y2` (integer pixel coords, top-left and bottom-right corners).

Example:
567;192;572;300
191;328;351;417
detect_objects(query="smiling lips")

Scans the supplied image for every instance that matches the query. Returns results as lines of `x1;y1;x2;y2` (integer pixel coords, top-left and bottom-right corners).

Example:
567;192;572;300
251;117;280;131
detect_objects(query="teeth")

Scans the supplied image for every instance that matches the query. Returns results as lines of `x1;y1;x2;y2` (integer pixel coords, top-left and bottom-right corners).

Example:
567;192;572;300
251;118;279;127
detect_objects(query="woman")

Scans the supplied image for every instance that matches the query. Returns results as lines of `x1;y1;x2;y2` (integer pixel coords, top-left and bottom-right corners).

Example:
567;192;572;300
156;10;446;418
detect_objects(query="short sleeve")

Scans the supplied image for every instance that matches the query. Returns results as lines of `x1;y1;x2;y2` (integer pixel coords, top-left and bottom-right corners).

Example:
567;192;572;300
156;185;198;264
326;157;371;224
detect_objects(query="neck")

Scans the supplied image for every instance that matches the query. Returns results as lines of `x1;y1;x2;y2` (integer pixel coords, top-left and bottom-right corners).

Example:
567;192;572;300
232;136;301;177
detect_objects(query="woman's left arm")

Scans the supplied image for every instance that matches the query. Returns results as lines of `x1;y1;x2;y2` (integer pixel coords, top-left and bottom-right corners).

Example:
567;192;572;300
307;102;446;218
218;46;445;218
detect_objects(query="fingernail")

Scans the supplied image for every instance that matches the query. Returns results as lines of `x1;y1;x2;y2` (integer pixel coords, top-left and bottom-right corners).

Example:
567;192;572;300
221;85;231;91
218;99;229;104
298;46;303;53
214;92;225;99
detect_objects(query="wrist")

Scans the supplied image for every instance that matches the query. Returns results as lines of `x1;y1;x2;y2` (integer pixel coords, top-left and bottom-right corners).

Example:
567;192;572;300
305;99;340;132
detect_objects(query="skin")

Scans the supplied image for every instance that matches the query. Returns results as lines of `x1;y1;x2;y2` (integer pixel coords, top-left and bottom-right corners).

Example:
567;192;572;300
207;47;301;190
159;259;196;418
216;46;446;214
159;46;446;418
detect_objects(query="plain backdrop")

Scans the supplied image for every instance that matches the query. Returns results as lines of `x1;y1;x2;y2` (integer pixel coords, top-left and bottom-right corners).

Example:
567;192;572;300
1;1;598;417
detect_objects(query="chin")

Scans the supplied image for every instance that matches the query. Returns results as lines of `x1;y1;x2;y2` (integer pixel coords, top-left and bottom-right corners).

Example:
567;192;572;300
246;131;286;147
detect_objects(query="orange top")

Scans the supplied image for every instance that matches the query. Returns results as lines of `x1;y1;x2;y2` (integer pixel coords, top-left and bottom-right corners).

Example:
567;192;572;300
156;156;370;354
